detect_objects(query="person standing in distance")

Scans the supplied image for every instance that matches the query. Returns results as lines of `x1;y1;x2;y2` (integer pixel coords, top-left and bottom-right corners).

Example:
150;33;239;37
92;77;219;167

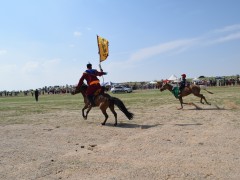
35;89;39;102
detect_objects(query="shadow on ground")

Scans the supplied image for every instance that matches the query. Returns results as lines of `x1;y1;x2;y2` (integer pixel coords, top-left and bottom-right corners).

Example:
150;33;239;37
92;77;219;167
174;123;203;126
103;123;163;129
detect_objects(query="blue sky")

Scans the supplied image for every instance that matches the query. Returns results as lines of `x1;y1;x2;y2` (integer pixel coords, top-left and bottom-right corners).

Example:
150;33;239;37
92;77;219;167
1;0;240;91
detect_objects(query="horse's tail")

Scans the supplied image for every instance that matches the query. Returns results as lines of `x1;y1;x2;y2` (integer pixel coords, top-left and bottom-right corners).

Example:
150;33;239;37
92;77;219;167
203;89;214;94
110;97;134;120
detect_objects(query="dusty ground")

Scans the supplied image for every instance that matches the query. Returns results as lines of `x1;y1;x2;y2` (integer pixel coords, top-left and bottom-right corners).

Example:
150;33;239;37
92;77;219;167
1;102;240;180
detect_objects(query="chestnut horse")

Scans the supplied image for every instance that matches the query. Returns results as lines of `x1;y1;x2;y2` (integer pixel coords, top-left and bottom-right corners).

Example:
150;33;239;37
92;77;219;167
160;83;213;109
72;84;134;126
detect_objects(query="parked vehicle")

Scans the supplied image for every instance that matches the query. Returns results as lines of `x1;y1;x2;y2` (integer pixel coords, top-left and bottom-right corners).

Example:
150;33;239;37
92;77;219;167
110;86;133;93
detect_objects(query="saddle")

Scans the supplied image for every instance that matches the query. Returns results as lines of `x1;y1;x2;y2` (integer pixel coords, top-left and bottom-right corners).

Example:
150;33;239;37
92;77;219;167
91;86;108;104
93;86;105;96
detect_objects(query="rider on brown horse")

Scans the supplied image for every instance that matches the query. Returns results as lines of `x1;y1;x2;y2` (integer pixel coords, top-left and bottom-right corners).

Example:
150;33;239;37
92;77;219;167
76;63;107;106
179;74;187;96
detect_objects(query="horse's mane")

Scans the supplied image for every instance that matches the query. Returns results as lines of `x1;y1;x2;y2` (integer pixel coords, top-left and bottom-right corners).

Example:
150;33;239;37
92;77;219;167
73;83;88;94
163;82;172;86
76;83;107;96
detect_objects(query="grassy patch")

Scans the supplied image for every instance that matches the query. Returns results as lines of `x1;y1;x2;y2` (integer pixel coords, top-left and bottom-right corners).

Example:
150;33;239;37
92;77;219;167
0;86;239;125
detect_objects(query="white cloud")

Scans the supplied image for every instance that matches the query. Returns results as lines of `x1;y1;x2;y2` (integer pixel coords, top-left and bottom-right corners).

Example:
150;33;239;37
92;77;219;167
86;27;92;31
127;24;240;63
42;58;60;68
210;32;240;44
129;38;198;62
0;64;17;73
20;59;60;75
73;31;82;37
0;49;7;55
21;61;40;73
214;24;240;33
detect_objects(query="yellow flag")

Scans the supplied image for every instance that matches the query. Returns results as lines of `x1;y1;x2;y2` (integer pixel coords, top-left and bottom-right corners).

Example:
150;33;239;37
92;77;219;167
97;35;109;62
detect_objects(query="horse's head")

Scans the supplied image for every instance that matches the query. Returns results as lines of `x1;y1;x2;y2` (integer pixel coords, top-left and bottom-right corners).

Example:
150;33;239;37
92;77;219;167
160;82;171;92
71;87;79;95
71;84;88;95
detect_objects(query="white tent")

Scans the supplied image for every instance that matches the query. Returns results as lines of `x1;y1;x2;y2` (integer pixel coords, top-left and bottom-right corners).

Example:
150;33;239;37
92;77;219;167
149;81;157;84
168;74;178;80
192;77;200;82
168;75;180;82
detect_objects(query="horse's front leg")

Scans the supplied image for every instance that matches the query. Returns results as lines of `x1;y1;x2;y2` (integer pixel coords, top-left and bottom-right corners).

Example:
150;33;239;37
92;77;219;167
178;97;184;110
84;106;92;120
82;105;89;120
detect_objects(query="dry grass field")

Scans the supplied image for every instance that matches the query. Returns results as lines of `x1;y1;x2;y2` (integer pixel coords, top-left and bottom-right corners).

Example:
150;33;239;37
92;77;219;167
0;86;240;179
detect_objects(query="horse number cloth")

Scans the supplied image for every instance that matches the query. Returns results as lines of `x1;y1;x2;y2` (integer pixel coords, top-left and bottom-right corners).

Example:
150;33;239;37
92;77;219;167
172;87;179;98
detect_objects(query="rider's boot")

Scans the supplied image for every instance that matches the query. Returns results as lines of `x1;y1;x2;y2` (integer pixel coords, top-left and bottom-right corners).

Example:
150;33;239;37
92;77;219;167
87;95;95;107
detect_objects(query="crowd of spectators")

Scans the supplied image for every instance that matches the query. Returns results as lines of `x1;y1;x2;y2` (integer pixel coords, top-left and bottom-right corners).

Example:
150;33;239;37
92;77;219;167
1;76;239;97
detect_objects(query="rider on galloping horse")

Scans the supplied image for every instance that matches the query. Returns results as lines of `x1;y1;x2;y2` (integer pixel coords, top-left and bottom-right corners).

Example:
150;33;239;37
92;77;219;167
179;73;187;96
76;63;107;106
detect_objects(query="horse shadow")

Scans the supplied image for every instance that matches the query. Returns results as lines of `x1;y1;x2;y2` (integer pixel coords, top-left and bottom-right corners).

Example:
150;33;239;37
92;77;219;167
175;123;203;126
103;122;163;129
185;103;225;110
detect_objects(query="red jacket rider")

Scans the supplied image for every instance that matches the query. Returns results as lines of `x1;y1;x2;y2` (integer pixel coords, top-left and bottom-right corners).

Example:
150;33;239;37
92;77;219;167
76;63;107;106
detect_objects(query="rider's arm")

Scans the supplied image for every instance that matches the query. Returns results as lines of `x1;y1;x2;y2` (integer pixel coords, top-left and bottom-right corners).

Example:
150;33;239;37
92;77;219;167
95;70;107;76
76;73;86;88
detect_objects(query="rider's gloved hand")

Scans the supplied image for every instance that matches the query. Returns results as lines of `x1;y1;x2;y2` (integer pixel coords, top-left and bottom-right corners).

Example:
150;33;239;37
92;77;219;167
103;72;107;75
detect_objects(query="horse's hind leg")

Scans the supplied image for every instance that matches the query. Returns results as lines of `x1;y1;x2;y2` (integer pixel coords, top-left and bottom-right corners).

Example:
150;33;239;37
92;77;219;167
193;93;204;104
109;104;117;126
202;95;211;105
101;109;109;126
195;94;211;105
199;95;204;104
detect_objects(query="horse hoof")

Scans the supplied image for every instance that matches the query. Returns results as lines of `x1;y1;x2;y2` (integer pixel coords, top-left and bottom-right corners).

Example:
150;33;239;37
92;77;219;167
114;123;117;126
101;123;105;125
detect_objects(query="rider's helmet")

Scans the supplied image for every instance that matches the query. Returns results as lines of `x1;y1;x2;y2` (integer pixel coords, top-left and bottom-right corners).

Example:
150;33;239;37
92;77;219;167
181;74;186;78
87;63;92;69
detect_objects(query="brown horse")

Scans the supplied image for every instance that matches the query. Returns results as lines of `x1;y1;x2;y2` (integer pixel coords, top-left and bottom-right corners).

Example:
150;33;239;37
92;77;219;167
160;83;213;109
72;84;134;126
